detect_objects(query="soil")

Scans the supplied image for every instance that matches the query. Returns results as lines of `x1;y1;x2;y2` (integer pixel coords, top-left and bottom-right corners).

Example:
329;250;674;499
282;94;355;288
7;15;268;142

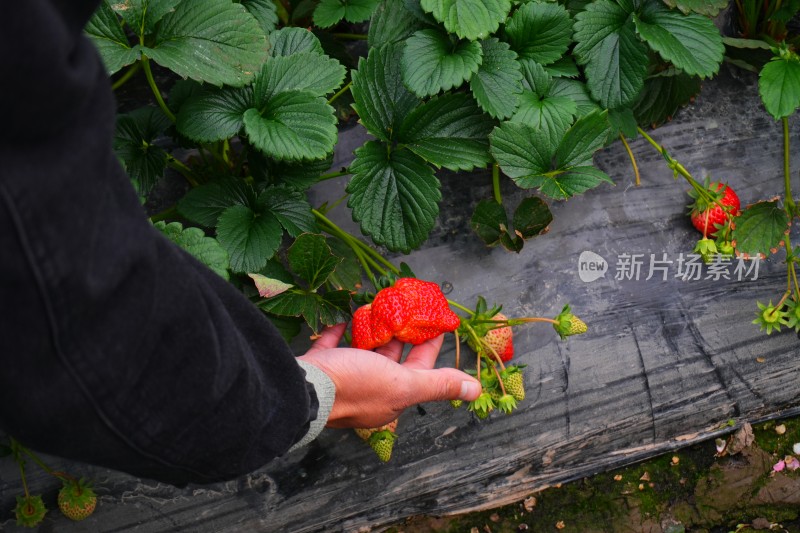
385;419;800;533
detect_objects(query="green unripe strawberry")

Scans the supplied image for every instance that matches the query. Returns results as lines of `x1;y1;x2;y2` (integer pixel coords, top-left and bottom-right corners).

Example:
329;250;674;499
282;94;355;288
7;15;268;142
497;394;517;414
450;399;463;408
354;419;398;462
58;478;97;521
15;494;47;528
501;367;525;401
553;304;588;339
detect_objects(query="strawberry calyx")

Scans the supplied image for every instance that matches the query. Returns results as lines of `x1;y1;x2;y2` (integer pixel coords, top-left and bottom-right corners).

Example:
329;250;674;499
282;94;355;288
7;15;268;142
553;304;588;339
15;494;47;527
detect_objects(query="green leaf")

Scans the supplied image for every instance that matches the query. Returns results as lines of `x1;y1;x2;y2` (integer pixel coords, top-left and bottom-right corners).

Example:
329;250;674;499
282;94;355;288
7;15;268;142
145;0;268;87
397;93;495;171
545;55;580;78
287;234;341;290
632;71;701;126
535;166;614;199
470;199;508;246
505;1;573;66
369;0;429;47
549;78;602;117
216;204;282;273
351;43;421;141
513;196;553;239
555;110;611;168
255;53;346;100
347;141;440;252
314;0;382;27
490;121;554;177
178;178;256;228
402;28;483;97
176;86;253;143
243;91;338;161
633;1;724;79
420;0;512;40
248;273;293;297
264;313;304;342
85;0;139;75
258;186;317;237
758;54;800;120
469;38;523;119
269;27;324;56
114;107;171;194
662;0;727;16
327;237;364;291
258;154;334;191
241;0;279;34
112;0;181;36
259;289;351;332
574;0;648;109
154;221;230;280
608;107;638;138
731;201;790;256
513;60;577;139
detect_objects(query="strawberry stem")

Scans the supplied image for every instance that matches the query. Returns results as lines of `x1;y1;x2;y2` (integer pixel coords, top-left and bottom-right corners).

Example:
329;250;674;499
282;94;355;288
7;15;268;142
783;117;796;217
449;299;475;316
488;357;507;396
492;163;502;204
619;133;641;186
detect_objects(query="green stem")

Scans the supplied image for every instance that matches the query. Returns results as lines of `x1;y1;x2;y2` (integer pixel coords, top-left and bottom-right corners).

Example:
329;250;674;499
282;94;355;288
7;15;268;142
141;55;176;123
619;133;641;186
312;209;384;286
492;163;502;204
319;167;352;181
166;156;199;187
448;299;475;316
328;81;352;105
111;61;142;91
332;33;368;40
783;117;796;216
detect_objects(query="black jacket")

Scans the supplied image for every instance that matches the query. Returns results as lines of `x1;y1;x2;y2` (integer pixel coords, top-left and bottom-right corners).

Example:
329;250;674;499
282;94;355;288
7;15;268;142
0;0;317;485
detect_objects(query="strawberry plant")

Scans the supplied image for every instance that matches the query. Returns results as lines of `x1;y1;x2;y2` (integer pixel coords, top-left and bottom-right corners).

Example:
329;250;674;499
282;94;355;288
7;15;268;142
83;0;726;341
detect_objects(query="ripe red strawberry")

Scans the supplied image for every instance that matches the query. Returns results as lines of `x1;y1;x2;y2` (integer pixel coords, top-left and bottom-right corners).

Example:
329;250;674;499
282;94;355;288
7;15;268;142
58;478;97;521
483;313;513;362
688;182;740;237
355;419;398;462
351;278;461;350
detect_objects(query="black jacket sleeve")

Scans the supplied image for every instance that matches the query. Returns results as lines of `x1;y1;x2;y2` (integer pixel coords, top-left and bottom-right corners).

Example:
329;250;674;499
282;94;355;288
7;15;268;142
0;0;317;485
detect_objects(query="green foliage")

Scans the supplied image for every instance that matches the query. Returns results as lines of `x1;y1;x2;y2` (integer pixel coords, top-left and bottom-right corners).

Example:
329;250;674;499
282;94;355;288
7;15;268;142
758;46;800;119
731;201;789;256
89;0;729;342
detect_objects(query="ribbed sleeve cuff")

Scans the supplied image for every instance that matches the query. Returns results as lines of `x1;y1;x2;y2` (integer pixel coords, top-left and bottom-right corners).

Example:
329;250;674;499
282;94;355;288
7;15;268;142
290;360;336;451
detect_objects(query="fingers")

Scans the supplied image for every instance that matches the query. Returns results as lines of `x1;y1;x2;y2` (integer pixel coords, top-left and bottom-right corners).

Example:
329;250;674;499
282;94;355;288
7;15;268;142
306;323;347;353
373;338;404;363
408;367;482;403
402;334;444;370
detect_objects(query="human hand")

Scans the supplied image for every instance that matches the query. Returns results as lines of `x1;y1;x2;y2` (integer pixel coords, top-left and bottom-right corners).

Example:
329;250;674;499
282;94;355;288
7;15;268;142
298;323;481;429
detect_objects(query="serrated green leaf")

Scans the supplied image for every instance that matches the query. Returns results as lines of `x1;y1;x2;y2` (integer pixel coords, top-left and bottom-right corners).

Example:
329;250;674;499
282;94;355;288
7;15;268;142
85;0;139;75
176;86;253;143
112;0;181;36
469;38;523;119
255;53;345;101
632;71;701;126
243;92;338;161
178;178;257;228
351;43;421;141
470;199;508;246
264;313;304;342
608;107;638;138
114;107;171;194
258;187;317;237
549;78;602;117
397;93;495;171
241;0;279;34
732;201;789;255
513;60;577;139
513;196;553;238
248;273;293;297
259;154;334;190
574;0;648;109
634;1;724;79
269;27;324;56
758;54;800;120
402;28;483;97
555;110;611;168
259;290;317;318
505;1;573;66
347;141;440;252
545;55;580;78
145;0;268;87
662;0;727;16
154;221;230;280
287;234;341;290
420;0;512;40
490;121;553;176
369;0;429;47
216;204;282;273
317;290;354;328
314;0;382;27
536;166;614;199
259;289;351;332
327;237;364;291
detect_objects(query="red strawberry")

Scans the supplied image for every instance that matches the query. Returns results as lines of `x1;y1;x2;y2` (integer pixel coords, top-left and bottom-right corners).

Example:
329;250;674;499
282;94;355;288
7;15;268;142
58;478;97;521
483;313;513;362
351;278;461;350
689;182;740;238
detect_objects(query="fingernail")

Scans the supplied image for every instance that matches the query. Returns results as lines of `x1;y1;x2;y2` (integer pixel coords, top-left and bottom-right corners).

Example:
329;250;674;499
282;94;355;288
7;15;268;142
460;380;481;401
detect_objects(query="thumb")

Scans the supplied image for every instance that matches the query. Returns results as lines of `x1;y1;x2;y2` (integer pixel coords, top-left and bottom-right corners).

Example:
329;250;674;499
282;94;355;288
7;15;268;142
407;368;482;404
